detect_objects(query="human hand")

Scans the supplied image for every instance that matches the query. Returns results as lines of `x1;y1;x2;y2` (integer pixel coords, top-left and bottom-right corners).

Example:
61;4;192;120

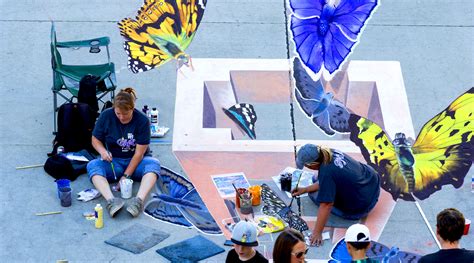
310;231;323;247
100;151;112;162
291;187;306;197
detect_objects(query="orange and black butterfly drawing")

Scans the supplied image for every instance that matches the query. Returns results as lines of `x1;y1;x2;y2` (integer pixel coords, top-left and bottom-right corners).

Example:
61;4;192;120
118;0;207;73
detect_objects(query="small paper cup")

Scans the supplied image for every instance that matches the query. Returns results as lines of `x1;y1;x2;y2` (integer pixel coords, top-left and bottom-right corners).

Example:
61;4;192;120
463;218;471;235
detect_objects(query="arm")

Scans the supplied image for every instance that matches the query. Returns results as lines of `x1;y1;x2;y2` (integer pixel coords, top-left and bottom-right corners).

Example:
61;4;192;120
292;183;320;196
311;202;333;246
121;144;148;180
92;136;112;162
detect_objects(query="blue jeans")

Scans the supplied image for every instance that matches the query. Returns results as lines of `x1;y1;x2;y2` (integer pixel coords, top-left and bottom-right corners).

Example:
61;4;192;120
87;156;160;183
307;176;379;220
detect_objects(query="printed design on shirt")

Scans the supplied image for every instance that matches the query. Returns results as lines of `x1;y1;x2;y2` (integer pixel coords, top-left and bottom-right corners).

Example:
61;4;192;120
332;150;347;169
117;133;136;152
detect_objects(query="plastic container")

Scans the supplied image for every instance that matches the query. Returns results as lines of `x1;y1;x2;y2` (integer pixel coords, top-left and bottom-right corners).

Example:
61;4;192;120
150;107;159;126
239;193;253;215
120;179;133;199
95;204;104;229
280;173;292;192
464;218;471;235
56;179;71;198
249;185;262;206
59;187;72;207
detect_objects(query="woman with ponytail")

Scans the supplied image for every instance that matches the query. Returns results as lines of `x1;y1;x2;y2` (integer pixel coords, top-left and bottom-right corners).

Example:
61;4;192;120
87;87;160;218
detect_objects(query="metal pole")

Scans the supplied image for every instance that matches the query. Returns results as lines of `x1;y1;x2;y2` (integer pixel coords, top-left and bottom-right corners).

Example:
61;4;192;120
411;193;441;249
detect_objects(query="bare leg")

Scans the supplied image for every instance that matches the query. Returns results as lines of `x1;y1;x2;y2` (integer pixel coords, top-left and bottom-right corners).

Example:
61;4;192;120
136;172;158;201
91;175;114;201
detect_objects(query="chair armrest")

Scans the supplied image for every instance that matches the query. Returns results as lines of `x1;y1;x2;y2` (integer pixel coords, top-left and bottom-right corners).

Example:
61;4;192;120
56;37;110;48
54;68;83;82
97;71;111;81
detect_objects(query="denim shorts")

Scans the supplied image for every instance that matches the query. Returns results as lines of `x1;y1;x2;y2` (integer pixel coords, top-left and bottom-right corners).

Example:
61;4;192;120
87;156;161;183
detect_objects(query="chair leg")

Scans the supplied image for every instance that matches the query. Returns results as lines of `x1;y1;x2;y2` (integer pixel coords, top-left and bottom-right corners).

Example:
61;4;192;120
53;91;58;135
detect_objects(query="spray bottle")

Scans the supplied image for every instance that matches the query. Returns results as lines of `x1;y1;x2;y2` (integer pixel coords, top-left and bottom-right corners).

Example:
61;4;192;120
95;204;103;229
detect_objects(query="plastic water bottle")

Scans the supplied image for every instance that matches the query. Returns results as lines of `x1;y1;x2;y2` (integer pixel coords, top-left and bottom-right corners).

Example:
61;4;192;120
150;107;159;126
95;204;103;229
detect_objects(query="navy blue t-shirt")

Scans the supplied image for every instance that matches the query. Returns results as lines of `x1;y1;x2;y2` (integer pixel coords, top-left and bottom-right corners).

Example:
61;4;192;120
92;108;150;158
317;149;380;214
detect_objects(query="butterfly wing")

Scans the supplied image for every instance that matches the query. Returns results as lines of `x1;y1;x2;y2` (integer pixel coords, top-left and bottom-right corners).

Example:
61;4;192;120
329;238;353;262
289;0;378;74
293;58;350;135
260;184;309;232
293;57;325;100
368;241;422;263
223;103;258;139
177;188;223;235
348;114;412;201
144;196;193;228
366;241;391;261
118;0;207;73
144;166;195;228
409;88;474;200
327;100;351;133
394;250;422;263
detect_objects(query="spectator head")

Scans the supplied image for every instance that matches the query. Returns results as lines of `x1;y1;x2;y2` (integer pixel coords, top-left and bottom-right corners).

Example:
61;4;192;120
345;224;371;251
436;208;465;243
273;228;307;263
230;221;258;259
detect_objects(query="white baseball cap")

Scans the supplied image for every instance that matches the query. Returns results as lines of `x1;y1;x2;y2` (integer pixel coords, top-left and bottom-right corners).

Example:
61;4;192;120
345;224;371;242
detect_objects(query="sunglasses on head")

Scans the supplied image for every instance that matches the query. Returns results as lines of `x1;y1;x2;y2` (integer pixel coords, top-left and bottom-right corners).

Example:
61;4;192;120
291;248;308;259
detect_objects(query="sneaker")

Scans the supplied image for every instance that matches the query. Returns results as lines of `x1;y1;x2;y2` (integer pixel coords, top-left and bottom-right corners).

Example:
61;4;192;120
126;197;143;217
106;198;125;217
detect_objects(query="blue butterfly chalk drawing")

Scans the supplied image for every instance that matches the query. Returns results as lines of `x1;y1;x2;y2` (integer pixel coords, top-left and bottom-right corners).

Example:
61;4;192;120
329;238;421;263
144;166;222;235
223;103;258;139
289;0;379;75
293;57;351;136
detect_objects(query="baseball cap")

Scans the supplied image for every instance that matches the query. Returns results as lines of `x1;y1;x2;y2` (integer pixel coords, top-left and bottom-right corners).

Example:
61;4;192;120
345;224;371;242
296;144;319;169
231;221;258;247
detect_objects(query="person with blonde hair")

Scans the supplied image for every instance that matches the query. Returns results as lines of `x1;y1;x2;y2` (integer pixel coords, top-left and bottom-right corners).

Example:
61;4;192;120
87;87;160;218
292;144;380;247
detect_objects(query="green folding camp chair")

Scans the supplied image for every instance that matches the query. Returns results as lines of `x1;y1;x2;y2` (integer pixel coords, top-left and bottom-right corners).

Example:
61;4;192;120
51;22;117;133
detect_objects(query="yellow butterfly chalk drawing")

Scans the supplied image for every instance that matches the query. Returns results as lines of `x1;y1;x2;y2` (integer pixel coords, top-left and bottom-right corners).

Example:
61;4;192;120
348;88;474;201
118;0;207;73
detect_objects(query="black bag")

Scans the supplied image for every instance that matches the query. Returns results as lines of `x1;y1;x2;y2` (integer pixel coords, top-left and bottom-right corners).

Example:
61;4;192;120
44;149;96;180
51;103;96;155
101;100;113;113
78;74;102;116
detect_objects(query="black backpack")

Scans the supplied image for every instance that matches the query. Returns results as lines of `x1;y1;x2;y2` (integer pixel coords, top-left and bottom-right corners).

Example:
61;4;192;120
51;103;96;155
44;149;96;180
78;74;103;117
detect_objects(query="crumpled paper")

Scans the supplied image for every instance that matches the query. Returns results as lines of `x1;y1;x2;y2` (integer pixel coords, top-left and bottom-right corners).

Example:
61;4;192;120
77;188;101;202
